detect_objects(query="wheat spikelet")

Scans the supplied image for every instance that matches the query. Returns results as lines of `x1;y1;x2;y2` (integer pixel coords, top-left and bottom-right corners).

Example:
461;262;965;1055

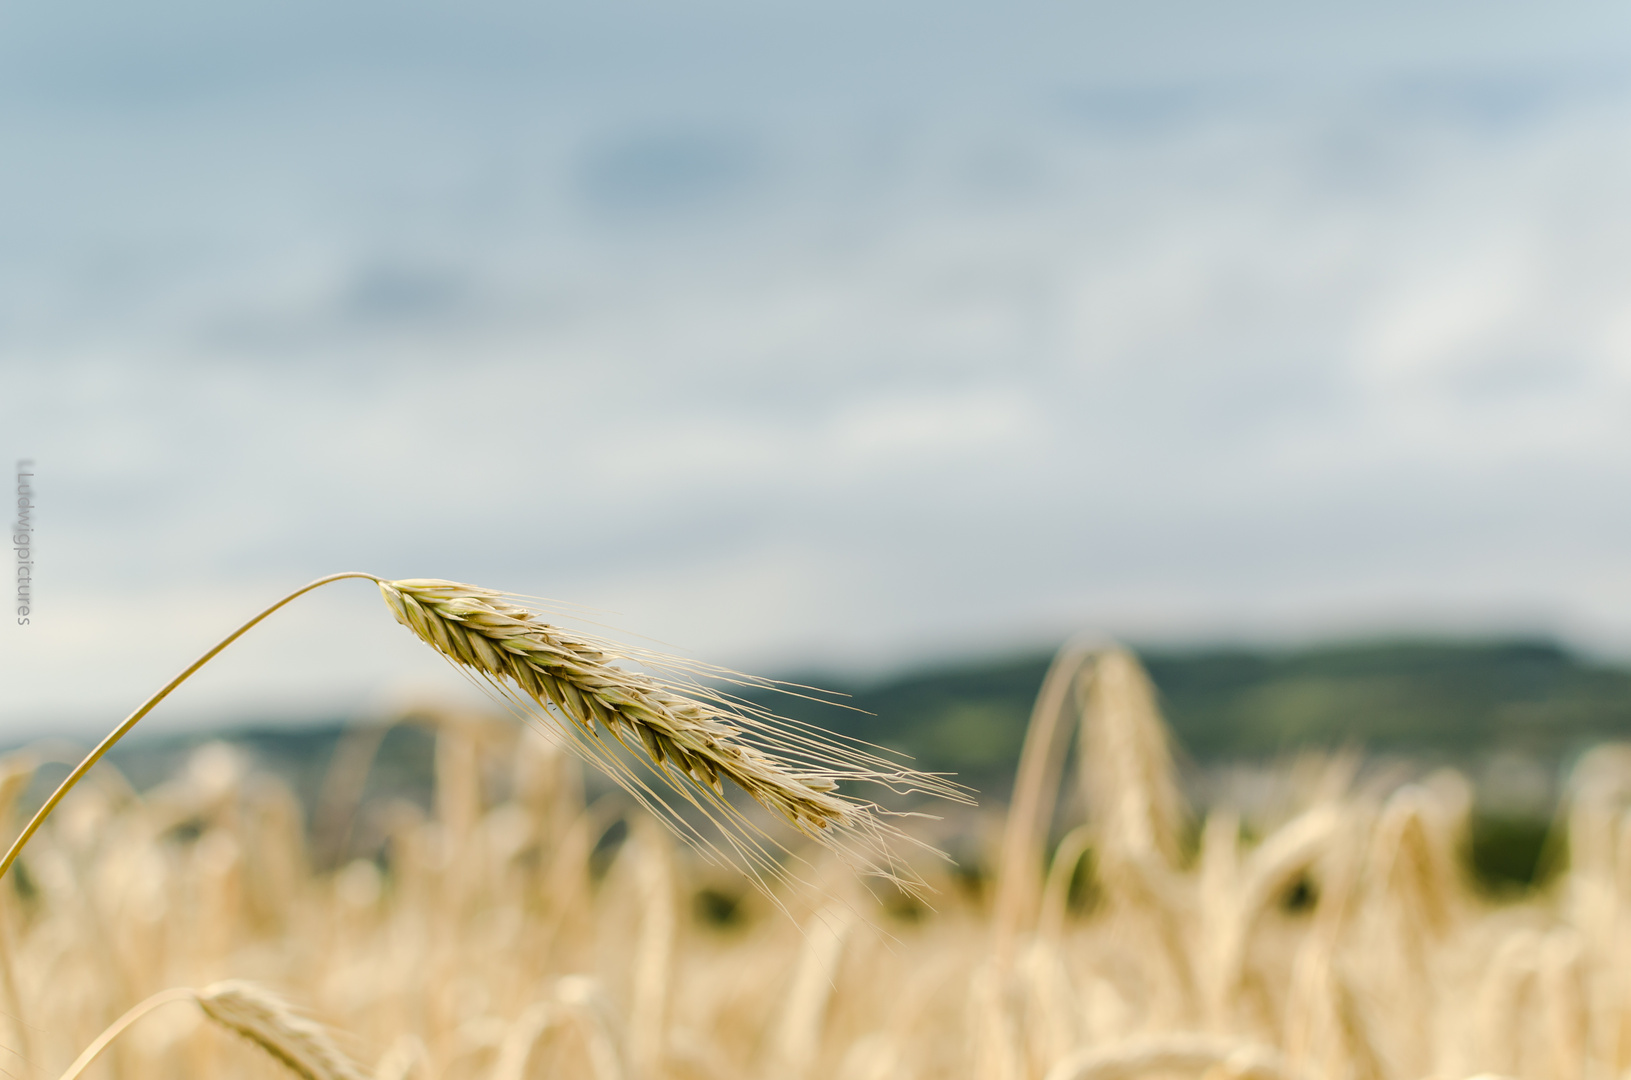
194;981;368;1080
378;578;966;887
1076;647;1196;1020
1078;648;1186;872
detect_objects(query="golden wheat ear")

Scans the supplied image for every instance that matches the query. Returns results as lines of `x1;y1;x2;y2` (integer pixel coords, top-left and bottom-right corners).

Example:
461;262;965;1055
377;578;970;890
195;981;369;1080
0;571;966;897
56;982;367;1080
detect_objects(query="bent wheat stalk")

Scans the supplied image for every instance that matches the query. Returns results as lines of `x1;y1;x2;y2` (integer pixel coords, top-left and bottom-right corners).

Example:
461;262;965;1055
56;987;198;1080
0;571;377;883
57;982;366;1080
194;981;369;1080
0;573;959;890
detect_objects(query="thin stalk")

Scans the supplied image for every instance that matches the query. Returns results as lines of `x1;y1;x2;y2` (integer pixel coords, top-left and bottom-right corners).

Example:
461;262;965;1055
989;639;1097;968
0;571;380;883
56;987;198;1080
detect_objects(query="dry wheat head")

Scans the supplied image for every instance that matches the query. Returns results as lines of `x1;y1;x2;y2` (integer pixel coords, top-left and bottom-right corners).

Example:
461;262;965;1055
378;578;965;885
195;981;368;1080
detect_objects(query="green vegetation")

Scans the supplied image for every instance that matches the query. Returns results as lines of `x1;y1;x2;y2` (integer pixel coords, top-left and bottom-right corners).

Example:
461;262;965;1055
1144;639;1631;761
762;638;1631;789
1466;814;1561;893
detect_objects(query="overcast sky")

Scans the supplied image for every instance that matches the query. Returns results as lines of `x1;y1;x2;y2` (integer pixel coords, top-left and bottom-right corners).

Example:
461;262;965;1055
4;1;1631;738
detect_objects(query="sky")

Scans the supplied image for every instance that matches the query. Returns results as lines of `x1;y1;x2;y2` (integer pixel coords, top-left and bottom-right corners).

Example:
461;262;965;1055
4;1;1631;737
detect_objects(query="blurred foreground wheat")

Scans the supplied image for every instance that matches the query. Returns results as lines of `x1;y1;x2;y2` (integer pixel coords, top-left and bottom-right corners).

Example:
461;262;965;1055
3;641;1628;1080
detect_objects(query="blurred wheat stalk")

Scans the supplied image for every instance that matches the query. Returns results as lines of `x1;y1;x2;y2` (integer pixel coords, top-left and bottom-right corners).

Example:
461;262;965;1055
1;585;1622;1080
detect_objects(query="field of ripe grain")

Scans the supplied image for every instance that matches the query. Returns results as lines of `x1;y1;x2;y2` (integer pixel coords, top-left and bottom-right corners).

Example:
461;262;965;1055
5;615;1627;1080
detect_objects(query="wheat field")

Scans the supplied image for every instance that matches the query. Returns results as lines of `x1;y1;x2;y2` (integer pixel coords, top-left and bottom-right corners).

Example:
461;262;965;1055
2;632;1627;1080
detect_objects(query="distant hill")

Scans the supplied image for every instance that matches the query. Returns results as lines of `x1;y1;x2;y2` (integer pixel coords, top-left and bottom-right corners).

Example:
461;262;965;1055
1146;639;1631;761
756;638;1631;790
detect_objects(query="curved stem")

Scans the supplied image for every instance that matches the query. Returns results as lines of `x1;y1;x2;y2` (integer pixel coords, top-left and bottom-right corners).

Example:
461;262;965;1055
56;986;199;1080
989;638;1098;968
1037;823;1096;941
0;571;381;883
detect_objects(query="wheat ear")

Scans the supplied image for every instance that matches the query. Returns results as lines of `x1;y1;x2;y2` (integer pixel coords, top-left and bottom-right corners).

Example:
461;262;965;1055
380;578;846;828
378;578;967;884
193;981;369;1080
0;572;962;893
56;982;366;1080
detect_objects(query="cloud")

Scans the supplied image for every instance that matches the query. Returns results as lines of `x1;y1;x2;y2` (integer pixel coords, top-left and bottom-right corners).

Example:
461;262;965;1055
5;8;1631;734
